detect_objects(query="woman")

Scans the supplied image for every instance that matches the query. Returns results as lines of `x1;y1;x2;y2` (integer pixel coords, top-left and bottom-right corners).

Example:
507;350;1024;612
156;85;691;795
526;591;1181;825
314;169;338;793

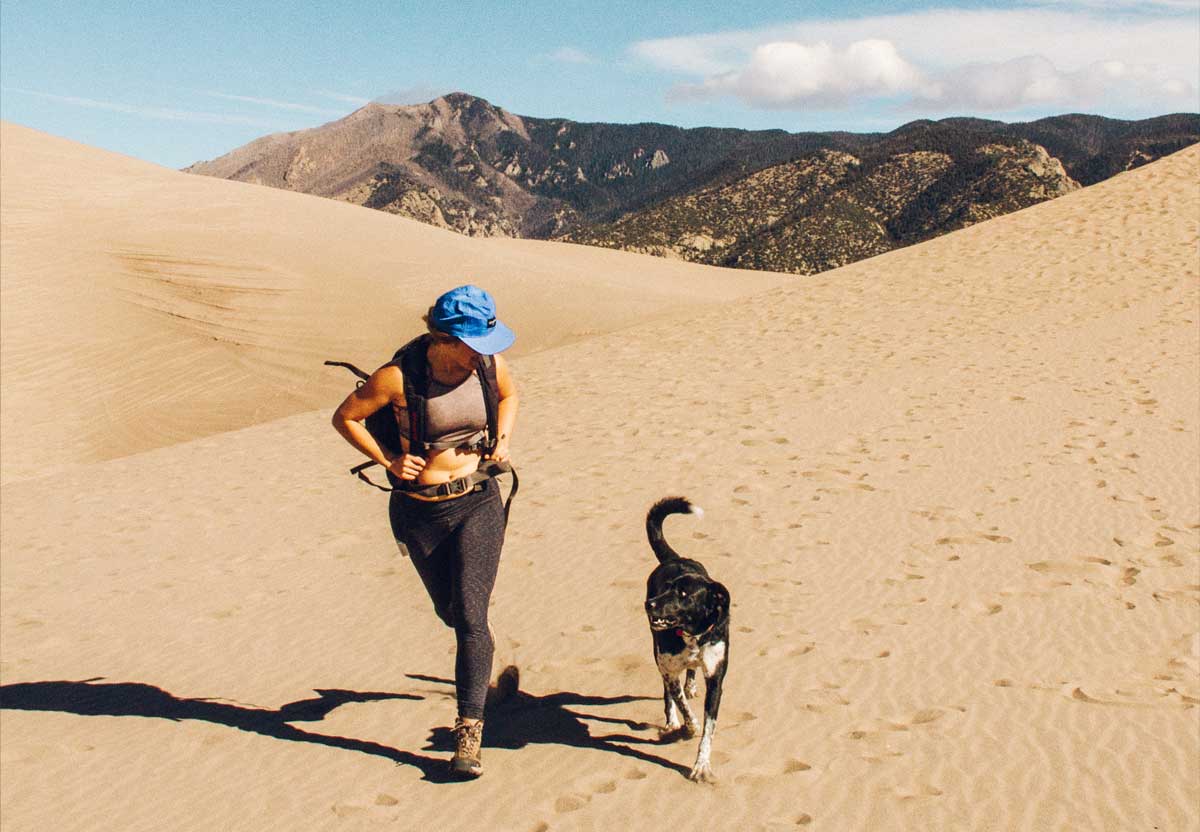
331;284;518;779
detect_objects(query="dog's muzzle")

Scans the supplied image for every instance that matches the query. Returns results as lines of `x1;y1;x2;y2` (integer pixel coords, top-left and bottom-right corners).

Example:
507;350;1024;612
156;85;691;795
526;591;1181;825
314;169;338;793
645;598;679;631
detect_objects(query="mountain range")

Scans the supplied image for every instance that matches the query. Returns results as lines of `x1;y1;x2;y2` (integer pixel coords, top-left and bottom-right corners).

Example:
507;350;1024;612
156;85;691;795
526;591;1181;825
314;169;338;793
185;94;1200;275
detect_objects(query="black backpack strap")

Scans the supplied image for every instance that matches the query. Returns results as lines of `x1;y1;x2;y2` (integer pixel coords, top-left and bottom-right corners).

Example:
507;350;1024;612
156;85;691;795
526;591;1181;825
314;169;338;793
475;354;501;453
483;459;519;524
350;460;395;492
323;360;371;383
396;335;431;458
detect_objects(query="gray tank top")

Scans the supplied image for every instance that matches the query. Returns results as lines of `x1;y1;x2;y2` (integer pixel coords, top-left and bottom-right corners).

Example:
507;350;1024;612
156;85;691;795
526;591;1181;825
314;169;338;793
399;371;488;451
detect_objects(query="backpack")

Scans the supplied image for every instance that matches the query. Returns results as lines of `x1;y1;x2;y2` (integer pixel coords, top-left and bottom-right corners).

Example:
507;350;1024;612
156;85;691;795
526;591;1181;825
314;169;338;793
326;335;516;514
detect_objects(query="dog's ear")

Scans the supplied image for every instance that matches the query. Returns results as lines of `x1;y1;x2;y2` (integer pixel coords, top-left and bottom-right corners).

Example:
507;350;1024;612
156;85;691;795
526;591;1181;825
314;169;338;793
708;581;731;620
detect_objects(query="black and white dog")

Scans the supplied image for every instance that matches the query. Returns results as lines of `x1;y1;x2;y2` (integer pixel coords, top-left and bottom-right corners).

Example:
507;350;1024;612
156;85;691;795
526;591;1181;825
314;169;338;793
643;497;730;783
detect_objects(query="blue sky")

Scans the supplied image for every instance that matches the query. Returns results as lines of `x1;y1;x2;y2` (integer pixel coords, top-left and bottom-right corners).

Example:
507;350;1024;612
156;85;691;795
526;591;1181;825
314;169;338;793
2;0;1197;169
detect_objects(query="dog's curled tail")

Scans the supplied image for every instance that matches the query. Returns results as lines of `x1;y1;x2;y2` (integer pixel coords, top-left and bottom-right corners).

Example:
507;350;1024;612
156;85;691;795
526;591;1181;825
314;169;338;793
646;496;703;563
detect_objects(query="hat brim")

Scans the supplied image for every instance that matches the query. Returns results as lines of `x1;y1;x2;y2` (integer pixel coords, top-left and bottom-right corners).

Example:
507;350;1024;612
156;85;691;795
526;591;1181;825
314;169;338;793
457;320;515;355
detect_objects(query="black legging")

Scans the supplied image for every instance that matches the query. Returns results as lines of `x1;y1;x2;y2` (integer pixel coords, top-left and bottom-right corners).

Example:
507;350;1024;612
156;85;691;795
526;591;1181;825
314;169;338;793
389;478;506;719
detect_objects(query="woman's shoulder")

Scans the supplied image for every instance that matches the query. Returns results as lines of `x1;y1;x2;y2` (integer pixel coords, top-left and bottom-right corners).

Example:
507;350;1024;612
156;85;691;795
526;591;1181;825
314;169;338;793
368;363;406;398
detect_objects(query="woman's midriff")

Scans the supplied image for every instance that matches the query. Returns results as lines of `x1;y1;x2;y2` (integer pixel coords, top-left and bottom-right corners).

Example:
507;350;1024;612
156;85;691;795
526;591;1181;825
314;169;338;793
413;445;483;485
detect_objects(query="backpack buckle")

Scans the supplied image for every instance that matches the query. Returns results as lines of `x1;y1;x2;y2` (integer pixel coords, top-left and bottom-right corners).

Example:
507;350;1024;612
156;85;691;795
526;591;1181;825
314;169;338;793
435;478;471;497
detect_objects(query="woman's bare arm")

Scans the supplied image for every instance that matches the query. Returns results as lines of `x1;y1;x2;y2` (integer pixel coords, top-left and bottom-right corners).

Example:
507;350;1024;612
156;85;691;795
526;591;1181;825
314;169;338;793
487;353;519;462
331;365;426;479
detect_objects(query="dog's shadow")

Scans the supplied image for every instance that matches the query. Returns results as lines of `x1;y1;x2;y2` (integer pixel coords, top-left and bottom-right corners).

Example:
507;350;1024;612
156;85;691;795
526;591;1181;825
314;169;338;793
0;677;462;781
1;675;690;780
411;673;691;777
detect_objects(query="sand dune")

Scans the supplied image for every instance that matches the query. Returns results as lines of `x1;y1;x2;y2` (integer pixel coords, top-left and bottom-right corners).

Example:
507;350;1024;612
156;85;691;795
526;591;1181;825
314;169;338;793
1;126;1197;832
0;122;785;485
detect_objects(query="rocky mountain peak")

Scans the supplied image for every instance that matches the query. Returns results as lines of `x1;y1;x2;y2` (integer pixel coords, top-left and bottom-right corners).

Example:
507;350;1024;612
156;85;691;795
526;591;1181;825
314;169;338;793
183;100;1199;272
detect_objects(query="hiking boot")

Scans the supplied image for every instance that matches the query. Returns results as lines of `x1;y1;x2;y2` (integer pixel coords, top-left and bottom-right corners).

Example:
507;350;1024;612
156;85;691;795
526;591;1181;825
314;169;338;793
449;718;484;778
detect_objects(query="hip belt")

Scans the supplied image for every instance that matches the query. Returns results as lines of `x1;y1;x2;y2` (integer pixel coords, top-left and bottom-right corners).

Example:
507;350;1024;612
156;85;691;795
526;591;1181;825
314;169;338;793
350;459;519;523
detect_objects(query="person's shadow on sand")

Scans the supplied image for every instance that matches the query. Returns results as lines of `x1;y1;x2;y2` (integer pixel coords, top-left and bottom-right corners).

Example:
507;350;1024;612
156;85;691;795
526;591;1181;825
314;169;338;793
0;677;461;781
1;675;690;780
410;673;691;777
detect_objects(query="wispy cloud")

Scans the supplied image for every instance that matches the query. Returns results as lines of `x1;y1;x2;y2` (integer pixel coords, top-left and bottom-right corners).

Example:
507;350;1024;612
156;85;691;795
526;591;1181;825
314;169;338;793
913;55;1192;111
200;91;345;115
548;46;599;65
633;7;1199;114
2;87;279;126
1019;0;1199;10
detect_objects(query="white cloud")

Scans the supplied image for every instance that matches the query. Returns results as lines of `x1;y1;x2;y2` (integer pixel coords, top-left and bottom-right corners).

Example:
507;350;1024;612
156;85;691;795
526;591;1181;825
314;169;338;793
549;46;599;65
673;40;923;108
913;54;1195;110
633;7;1200;114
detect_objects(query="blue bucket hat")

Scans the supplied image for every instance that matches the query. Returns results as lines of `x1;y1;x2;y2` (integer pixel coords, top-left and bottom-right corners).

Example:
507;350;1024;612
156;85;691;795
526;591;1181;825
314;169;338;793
429;284;515;355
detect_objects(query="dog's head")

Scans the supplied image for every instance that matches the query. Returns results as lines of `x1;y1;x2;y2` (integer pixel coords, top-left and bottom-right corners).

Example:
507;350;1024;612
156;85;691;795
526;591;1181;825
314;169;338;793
645;576;730;636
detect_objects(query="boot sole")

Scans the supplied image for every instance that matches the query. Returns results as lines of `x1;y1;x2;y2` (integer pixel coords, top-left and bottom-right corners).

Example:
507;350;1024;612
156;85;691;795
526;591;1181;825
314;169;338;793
449;759;483;778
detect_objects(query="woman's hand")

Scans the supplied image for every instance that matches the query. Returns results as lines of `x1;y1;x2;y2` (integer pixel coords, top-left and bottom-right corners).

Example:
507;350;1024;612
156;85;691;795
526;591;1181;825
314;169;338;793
486;439;511;464
388;453;427;481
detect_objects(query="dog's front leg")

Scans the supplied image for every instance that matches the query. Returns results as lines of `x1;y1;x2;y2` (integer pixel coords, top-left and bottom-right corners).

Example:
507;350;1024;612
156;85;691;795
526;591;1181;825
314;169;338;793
689;649;728;783
661;673;681;731
660;673;697;740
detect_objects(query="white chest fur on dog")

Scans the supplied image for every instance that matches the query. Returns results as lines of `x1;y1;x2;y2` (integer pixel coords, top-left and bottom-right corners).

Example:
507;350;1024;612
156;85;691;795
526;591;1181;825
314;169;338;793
656;635;726;677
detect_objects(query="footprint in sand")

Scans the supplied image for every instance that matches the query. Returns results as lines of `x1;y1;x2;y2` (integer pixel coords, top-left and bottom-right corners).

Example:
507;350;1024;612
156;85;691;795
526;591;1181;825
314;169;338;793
935;532;1013;545
844;706;956;746
910;708;945;724
551;772;631;818
612;655;643;673
554;794;590;813
331;803;367;818
1027;557;1110;582
841;650;892;664
848;618;883;635
894;783;944;801
884;573;925;585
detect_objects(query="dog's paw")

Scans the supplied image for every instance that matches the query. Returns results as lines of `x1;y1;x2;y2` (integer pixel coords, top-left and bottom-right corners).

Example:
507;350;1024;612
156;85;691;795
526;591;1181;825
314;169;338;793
659;724;697;743
684;678;699;700
688;762;718;784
